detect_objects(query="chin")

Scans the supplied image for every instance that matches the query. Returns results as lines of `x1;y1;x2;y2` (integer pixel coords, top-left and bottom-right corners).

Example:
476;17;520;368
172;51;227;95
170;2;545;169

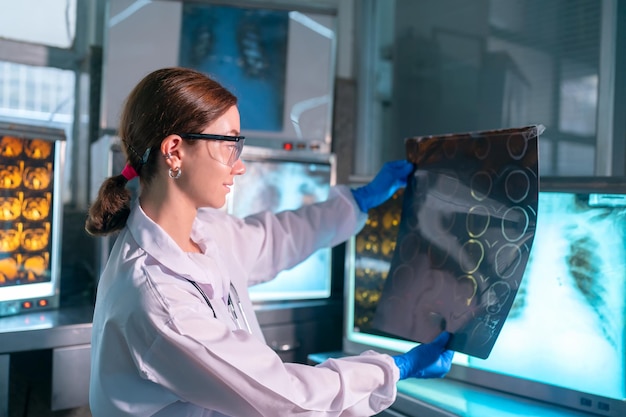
197;197;225;210
211;197;227;209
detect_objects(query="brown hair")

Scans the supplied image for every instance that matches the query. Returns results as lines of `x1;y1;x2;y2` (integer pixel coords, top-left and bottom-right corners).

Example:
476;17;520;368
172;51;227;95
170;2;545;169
85;67;237;236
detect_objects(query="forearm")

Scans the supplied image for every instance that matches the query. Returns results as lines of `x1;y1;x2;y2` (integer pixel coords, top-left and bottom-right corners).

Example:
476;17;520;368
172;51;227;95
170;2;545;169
244;185;367;277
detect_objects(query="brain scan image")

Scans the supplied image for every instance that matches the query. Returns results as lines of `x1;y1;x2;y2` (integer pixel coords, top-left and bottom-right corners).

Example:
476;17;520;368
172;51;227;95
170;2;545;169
372;126;541;359
1;135;57;288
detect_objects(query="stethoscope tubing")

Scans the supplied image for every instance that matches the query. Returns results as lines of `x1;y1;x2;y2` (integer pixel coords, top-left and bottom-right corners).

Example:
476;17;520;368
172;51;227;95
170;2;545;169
186;278;252;333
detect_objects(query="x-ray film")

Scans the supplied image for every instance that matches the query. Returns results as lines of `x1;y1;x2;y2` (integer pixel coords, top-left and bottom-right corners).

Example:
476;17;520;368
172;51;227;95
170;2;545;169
372;125;541;359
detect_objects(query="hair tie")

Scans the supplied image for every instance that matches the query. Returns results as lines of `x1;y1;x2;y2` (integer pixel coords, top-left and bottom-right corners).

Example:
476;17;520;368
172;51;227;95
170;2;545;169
121;163;139;181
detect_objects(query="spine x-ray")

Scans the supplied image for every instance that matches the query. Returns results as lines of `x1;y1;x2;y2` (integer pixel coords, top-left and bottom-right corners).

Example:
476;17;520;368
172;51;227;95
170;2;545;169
372;125;541;358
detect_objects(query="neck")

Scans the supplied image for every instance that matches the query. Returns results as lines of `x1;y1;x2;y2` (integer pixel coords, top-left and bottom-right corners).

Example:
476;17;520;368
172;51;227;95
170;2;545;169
139;188;200;253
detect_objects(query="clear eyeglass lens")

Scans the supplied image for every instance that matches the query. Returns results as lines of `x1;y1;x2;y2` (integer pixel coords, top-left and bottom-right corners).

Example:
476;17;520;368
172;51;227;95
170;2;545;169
207;139;244;167
230;139;244;165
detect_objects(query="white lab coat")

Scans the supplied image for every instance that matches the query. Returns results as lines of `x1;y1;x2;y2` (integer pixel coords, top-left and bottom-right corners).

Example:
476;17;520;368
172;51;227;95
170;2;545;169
90;185;400;417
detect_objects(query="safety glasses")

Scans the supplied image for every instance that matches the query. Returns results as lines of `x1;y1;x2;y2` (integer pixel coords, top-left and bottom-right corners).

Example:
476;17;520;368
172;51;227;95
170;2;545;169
179;133;245;167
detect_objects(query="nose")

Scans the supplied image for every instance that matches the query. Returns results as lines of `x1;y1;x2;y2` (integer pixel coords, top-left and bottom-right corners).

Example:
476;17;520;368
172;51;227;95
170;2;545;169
231;158;246;175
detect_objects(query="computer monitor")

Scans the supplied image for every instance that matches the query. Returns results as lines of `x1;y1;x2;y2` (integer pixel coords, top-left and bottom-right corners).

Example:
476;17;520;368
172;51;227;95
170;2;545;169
0;122;66;317
101;1;336;152
344;177;626;416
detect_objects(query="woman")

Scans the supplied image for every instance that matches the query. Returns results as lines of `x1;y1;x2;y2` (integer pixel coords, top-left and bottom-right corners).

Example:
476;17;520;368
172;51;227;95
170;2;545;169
86;67;452;417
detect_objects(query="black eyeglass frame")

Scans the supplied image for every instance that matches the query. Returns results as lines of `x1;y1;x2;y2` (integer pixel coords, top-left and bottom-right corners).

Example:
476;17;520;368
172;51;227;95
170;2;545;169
179;133;245;142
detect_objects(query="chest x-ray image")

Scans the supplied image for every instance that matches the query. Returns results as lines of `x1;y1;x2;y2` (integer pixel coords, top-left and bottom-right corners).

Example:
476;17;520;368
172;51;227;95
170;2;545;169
228;156;332;300
372;125;541;359
476;189;626;400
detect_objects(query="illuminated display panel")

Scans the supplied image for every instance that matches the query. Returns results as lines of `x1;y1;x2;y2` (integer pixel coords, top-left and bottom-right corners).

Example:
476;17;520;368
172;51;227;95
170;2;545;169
467;185;625;397
179;4;289;134
344;178;626;416
102;1;336;152
227;146;335;301
0;123;65;316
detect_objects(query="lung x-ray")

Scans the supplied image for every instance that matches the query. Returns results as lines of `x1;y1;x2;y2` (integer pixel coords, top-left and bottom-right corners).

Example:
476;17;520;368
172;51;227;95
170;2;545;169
372;125;541;358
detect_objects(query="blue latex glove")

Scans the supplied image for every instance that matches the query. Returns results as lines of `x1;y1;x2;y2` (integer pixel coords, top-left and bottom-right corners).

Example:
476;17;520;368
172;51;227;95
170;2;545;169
393;331;454;380
351;160;414;212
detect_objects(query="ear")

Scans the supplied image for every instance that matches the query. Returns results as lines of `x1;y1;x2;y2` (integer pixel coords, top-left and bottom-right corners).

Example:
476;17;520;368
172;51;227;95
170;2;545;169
160;134;184;167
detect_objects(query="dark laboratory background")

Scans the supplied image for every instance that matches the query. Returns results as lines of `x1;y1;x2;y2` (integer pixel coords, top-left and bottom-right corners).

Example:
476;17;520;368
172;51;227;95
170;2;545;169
0;1;625;417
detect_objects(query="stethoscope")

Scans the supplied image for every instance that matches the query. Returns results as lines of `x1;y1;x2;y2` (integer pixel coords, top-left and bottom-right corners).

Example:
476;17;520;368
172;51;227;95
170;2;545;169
186;279;252;333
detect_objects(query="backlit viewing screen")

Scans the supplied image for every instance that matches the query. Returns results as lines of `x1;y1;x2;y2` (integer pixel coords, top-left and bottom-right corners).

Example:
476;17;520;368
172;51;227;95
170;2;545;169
346;186;626;407
471;189;625;401
228;152;333;301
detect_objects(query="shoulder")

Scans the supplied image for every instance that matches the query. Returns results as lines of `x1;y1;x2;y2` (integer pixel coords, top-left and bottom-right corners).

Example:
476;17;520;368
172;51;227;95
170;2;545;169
99;247;209;327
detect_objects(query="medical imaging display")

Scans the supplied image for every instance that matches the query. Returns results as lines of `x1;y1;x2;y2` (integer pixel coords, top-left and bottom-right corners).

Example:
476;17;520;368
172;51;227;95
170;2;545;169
473;188;626;401
179;4;288;132
371;126;540;359
228;156;332;300
0;135;56;287
349;184;626;405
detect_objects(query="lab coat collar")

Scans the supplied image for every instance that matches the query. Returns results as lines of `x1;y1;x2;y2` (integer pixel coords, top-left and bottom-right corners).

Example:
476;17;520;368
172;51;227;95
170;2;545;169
126;201;217;286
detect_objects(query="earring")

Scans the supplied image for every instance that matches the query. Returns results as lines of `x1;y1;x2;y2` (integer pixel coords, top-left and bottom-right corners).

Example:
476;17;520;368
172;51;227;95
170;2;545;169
168;167;181;179
164;152;172;160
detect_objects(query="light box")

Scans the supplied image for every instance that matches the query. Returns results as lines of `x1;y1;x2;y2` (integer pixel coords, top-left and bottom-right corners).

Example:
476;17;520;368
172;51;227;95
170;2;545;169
227;146;335;301
343;177;626;417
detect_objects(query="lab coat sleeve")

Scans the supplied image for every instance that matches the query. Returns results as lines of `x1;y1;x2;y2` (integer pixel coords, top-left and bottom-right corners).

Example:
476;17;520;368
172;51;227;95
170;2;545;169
233;185;367;284
137;299;399;417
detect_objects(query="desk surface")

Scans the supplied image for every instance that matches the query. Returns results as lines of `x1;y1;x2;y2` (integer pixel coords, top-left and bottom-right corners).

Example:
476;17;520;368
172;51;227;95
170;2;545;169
308;352;611;417
0;299;335;354
392;378;603;417
0;304;94;353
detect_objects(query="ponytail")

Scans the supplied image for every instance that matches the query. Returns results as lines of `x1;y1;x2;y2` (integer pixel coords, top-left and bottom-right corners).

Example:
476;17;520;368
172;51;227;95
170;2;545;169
84;174;133;236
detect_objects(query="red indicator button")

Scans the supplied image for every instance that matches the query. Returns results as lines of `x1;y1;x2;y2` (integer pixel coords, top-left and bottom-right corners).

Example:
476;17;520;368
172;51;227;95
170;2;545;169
22;301;32;309
38;299;48;307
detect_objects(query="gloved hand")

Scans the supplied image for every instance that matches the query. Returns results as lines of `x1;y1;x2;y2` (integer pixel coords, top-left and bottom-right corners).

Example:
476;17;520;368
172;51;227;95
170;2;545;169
393;331;454;380
351;160;414;212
